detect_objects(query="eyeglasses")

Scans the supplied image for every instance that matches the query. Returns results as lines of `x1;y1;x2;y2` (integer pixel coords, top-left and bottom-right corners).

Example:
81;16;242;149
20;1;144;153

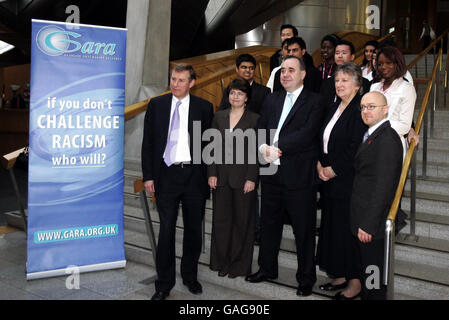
239;65;255;71
359;104;386;111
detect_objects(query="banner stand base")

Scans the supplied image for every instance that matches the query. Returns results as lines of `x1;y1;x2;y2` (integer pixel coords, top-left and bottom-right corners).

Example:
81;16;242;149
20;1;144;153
26;260;126;280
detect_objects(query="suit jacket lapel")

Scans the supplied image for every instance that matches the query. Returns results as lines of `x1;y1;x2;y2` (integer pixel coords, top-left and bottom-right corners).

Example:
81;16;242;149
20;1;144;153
234;109;250;130
161;93;173;148
281;88;307;130
188;95;196;139
273;91;286;130
355;120;390;158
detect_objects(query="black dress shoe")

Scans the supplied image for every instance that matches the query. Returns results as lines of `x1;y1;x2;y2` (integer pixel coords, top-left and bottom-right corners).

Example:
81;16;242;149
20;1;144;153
151;291;169;300
334;291;361;300
296;285;313;297
245;270;275;283
183;280;203;295
319;281;348;291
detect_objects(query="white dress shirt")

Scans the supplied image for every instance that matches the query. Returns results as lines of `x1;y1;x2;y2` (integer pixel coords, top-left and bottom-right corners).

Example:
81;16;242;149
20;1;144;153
322;106;343;154
163;95;191;163
259;85;303;165
266;66;281;92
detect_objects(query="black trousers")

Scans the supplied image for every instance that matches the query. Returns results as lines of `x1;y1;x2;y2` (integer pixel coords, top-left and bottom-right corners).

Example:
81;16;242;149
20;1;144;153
258;178;317;287
358;238;387;300
154;163;205;293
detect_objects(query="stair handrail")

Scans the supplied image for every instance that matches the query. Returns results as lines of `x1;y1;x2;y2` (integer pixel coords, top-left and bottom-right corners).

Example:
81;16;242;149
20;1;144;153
383;46;443;300
124;55;271;121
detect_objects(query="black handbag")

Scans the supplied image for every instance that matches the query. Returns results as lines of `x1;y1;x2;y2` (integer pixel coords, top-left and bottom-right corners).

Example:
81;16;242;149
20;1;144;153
14;146;29;172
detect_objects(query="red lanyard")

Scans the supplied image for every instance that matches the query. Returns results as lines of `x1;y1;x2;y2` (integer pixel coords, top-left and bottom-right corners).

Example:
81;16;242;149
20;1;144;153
322;63;334;79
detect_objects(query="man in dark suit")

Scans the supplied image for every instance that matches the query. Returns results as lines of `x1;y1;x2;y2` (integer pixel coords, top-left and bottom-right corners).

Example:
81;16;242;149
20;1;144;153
218;53;270;115
141;63;214;300
350;91;402;300
269;24;315;72
320;40;371;110
245;56;325;297
269;37;321;93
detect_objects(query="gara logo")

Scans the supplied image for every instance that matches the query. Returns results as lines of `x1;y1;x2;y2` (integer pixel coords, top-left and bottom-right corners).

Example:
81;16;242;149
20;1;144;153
36;25;117;57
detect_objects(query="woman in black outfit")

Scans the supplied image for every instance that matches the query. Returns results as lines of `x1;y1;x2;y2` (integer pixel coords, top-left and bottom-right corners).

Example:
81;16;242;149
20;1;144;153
316;62;368;300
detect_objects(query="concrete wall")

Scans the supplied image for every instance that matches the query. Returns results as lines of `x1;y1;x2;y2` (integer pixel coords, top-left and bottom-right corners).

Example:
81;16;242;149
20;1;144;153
124;0;171;161
236;0;381;54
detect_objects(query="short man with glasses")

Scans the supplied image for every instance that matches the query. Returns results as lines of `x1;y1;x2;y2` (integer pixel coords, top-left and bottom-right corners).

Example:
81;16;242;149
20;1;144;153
350;91;402;300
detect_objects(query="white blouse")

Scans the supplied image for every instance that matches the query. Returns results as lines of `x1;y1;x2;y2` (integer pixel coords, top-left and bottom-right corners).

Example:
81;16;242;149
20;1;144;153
322;106;343;154
362;65;373;81
370;77;417;155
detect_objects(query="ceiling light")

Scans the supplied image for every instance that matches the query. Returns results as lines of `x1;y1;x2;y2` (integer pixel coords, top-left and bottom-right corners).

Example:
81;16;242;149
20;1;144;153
0;40;14;54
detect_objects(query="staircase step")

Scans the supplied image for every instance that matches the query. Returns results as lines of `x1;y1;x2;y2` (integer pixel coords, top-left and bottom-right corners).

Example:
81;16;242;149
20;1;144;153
404;176;449;197
124;228;329;300
394;274;449;300
415;160;449;179
396;259;449;288
397;233;449;254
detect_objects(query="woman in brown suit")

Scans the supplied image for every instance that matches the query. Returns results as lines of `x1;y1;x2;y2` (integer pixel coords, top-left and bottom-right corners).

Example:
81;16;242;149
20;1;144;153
208;78;260;278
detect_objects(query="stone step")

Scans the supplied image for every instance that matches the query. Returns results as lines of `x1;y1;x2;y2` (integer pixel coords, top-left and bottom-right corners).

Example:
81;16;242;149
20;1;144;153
401;194;449;219
124;227;329;300
394;274;449;300
417;138;449;151
125;261;265;300
404;177;449;197
415;160;449;179
124;203;449;278
415;148;449;163
124;224;449;300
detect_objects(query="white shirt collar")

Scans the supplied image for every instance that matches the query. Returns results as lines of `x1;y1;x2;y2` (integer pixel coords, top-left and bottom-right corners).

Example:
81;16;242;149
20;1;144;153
286;85;304;104
173;94;190;105
368;118;388;135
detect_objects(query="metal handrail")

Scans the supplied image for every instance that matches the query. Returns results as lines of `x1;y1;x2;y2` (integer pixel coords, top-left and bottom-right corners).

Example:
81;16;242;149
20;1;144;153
384;46;443;299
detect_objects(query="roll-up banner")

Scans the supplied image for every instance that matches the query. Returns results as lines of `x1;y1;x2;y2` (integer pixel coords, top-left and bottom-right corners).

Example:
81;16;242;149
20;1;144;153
27;19;127;280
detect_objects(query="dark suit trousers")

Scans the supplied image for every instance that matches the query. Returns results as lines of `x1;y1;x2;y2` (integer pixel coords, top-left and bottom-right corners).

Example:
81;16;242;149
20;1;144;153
210;185;256;276
358;238;387;300
154;163;205;293
259;173;317;287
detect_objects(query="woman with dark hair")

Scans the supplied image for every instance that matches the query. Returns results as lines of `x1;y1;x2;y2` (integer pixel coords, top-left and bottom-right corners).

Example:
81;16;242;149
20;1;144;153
208;78;260;279
316;62;367;300
361;40;378;81
317;34;340;80
370;46;417;156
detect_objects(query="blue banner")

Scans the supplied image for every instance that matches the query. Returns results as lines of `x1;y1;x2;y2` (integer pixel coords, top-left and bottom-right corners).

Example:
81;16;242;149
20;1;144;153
27;20;127;279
